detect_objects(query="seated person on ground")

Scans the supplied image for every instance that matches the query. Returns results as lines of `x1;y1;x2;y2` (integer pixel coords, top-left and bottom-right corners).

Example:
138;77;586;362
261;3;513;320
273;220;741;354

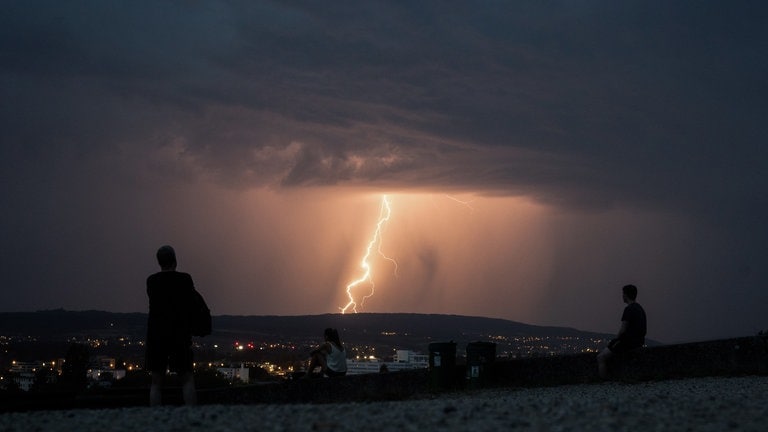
597;284;647;379
306;327;348;378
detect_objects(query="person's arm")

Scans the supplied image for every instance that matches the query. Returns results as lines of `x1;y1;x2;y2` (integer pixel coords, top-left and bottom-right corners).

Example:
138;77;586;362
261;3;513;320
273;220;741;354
607;321;629;348
617;321;628;338
311;342;331;356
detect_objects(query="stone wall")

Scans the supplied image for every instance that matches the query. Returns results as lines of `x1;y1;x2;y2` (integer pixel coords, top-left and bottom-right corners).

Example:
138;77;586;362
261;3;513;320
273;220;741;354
199;368;429;405
478;335;768;388
199;335;768;405
4;335;767;410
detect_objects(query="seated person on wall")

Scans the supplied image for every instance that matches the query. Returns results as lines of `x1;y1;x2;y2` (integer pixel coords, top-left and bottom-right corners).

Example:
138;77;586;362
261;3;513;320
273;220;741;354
305;328;348;378
597;284;647;379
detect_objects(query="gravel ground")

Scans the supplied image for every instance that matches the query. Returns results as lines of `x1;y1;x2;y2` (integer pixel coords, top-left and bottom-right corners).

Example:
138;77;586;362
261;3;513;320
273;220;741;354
2;376;767;432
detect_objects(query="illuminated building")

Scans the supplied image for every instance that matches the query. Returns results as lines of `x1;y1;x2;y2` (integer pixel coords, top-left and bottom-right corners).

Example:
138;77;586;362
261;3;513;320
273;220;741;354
346;350;428;375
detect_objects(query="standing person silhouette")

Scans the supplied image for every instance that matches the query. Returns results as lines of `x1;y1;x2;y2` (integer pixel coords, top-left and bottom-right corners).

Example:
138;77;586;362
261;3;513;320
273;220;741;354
597;284;647;379
306;328;347;378
145;245;197;406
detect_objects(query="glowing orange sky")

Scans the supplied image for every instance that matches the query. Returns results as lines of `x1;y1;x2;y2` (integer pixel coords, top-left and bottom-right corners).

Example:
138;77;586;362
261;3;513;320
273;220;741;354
161;187;556;320
154;186;713;343
330;192;554;318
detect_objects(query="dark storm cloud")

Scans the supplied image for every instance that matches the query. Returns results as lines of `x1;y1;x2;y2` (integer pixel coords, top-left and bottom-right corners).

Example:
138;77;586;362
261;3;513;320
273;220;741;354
1;1;767;341
4;1;765;213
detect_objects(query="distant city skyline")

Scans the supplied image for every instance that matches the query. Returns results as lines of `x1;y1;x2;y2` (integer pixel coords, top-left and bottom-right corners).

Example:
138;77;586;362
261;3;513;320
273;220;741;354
2;2;767;344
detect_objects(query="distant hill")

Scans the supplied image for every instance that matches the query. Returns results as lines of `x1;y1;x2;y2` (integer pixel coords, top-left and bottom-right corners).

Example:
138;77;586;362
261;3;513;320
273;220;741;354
0;309;613;344
1;310;647;359
0;309;147;338
213;312;611;339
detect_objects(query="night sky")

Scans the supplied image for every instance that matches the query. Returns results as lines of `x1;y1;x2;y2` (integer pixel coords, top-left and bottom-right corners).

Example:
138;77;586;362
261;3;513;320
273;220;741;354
2;1;766;343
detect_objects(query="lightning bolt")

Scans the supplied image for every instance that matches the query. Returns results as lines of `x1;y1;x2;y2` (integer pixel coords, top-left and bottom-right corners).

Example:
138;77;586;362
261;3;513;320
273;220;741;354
340;195;398;314
444;194;476;213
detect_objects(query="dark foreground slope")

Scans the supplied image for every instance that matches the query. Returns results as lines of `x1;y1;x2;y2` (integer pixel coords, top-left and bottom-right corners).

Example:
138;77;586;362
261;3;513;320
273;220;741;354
5;376;767;432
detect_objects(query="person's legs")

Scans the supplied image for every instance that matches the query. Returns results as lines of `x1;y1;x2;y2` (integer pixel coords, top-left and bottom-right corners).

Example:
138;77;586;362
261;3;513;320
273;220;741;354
181;371;197;405
150;371;164;407
305;351;327;377
146;340;167;406
316;351;328;372
169;342;196;404
306;352;319;376
597;347;613;379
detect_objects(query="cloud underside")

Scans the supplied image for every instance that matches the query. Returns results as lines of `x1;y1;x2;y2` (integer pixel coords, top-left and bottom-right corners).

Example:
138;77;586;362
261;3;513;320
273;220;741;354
2;1;764;215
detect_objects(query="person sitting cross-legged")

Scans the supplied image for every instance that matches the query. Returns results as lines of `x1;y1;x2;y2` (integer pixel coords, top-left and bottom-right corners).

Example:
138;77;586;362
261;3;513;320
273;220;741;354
305;328;347;378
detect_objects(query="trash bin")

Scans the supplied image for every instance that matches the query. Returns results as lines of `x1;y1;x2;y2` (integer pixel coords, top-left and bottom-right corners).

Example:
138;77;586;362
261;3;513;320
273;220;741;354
429;341;456;391
466;341;496;388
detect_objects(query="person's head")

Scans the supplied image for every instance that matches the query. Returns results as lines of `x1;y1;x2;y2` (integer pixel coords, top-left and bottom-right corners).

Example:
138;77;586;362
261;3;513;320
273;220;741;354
156;245;177;270
324;328;341;346
622;284;638;303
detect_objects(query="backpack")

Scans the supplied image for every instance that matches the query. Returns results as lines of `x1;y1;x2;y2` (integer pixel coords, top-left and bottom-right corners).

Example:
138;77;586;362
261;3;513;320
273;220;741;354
189;289;212;337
